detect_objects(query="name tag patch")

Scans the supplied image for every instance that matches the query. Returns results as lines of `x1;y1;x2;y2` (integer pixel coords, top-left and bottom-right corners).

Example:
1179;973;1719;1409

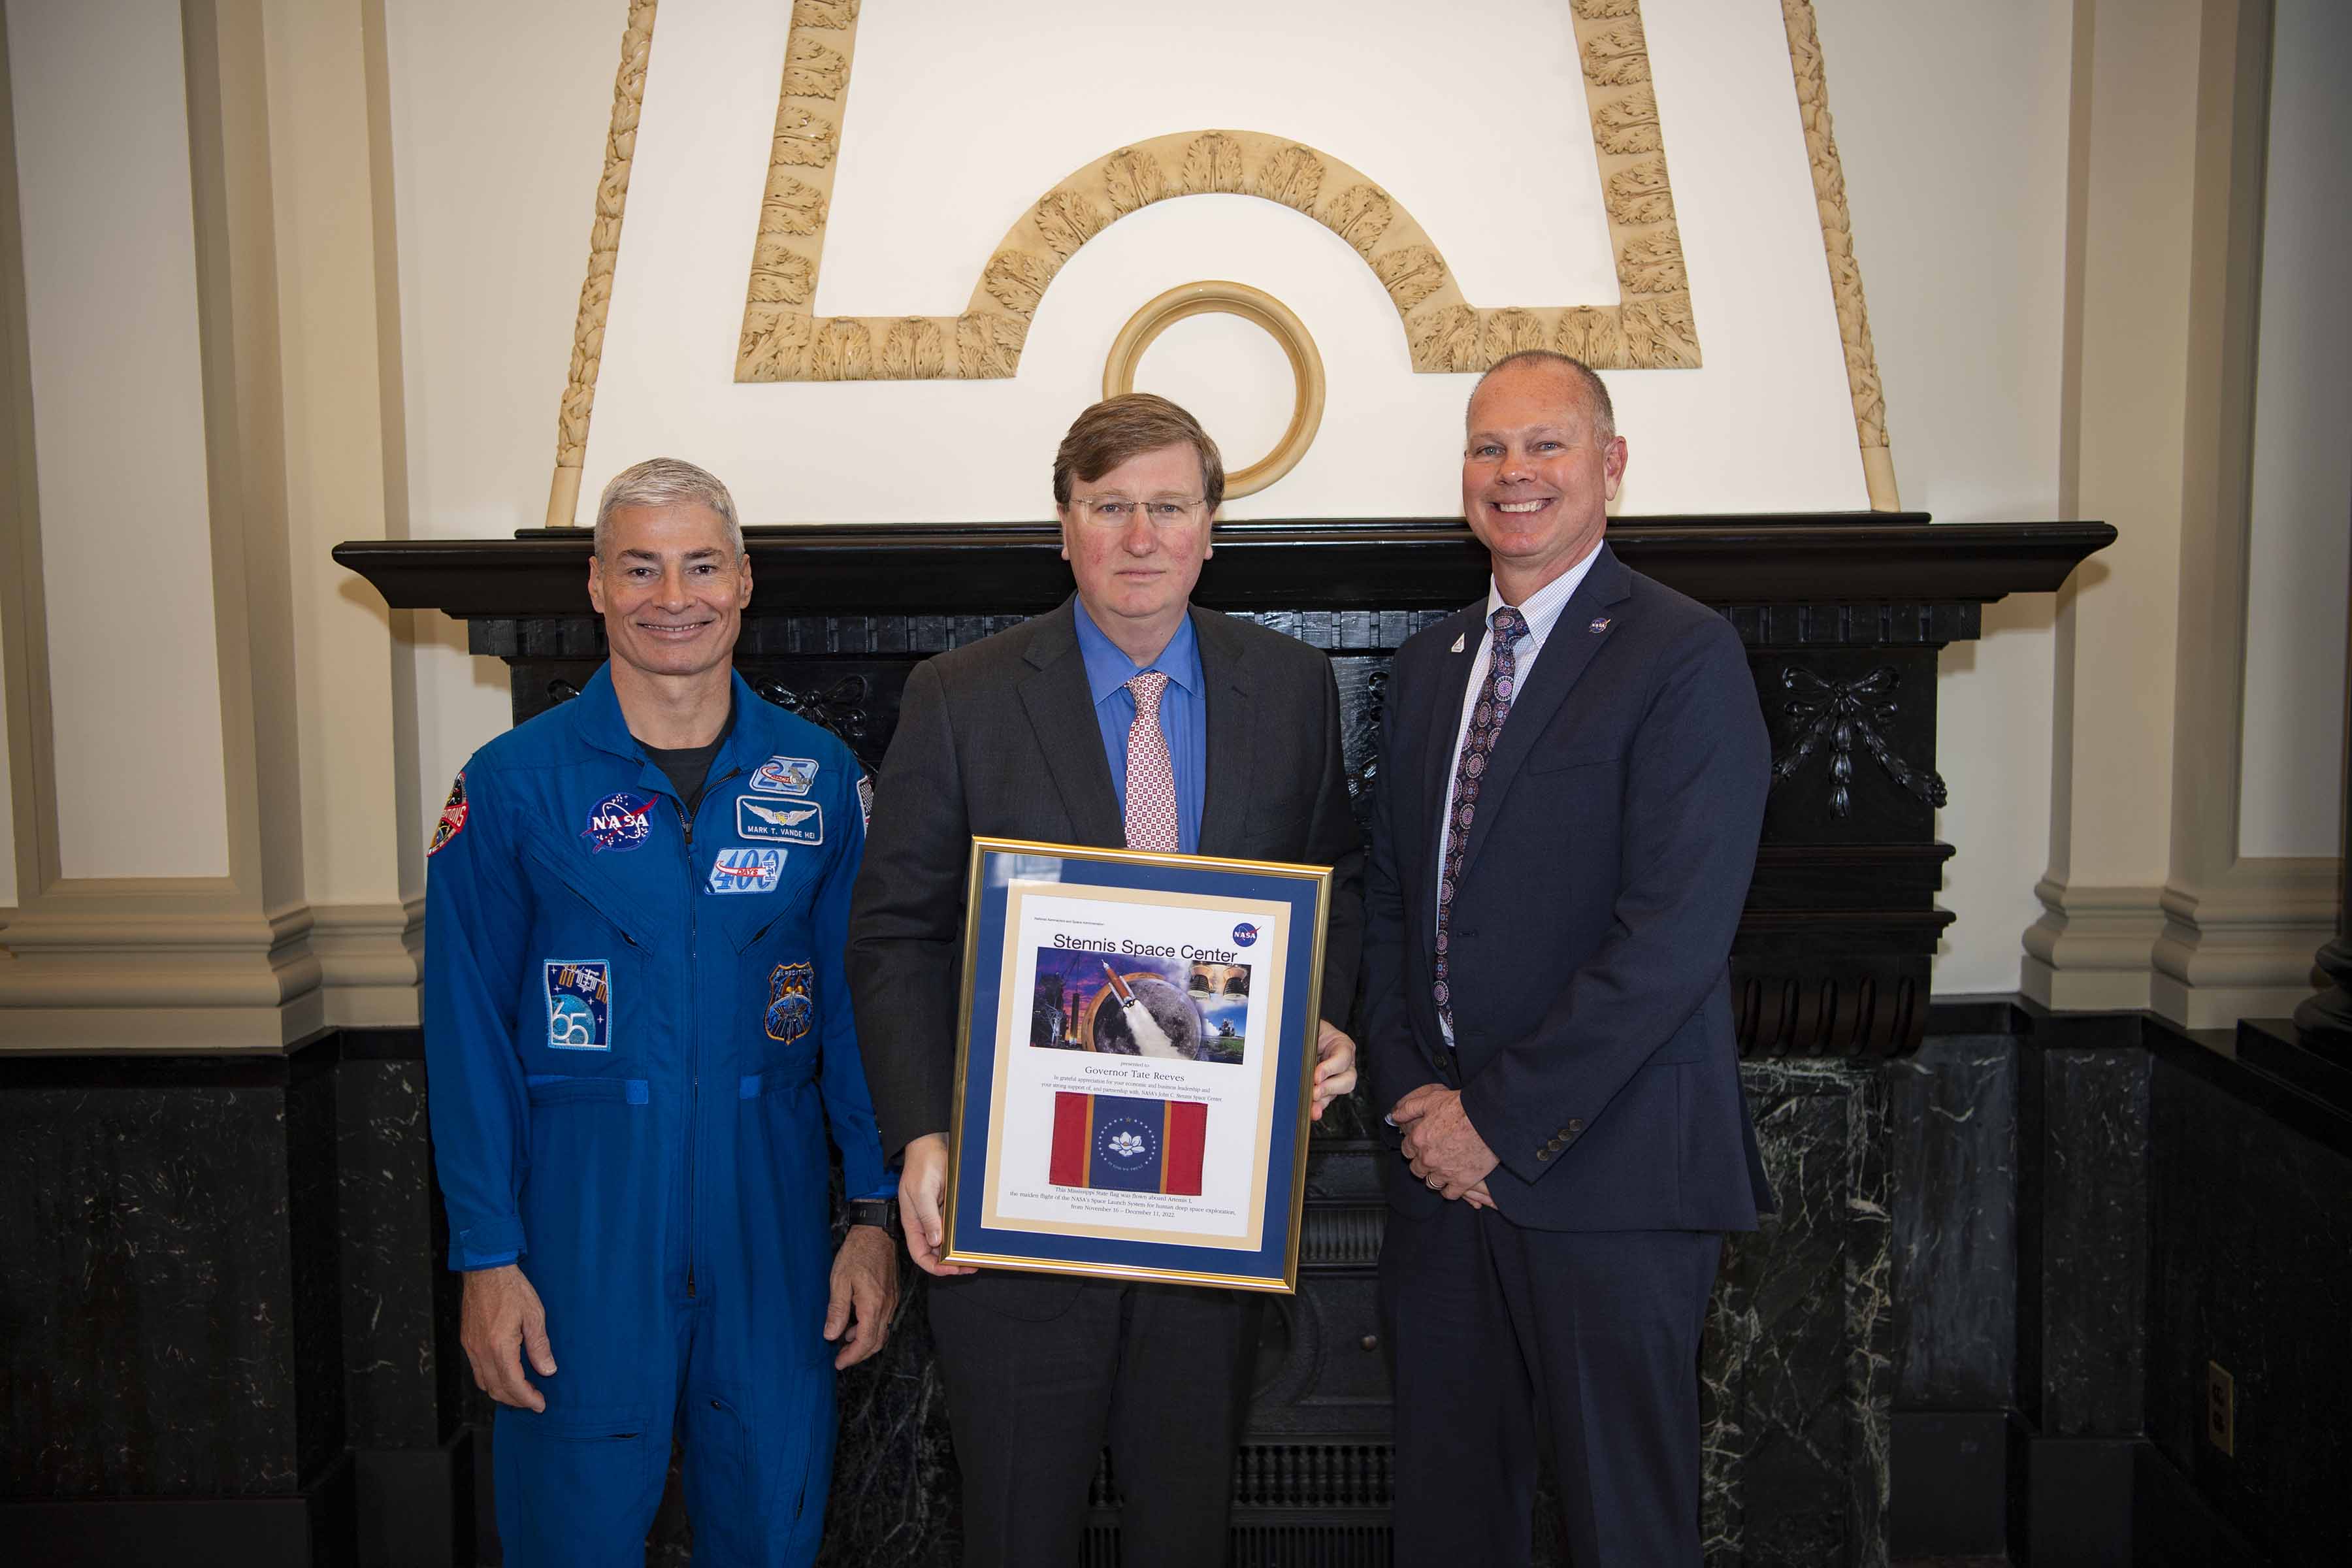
749;755;818;795
708;845;785;894
545;960;612;1051
737;796;822;844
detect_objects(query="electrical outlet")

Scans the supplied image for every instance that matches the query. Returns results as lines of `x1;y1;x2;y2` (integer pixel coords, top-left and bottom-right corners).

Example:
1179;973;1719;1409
2206;1361;2234;1456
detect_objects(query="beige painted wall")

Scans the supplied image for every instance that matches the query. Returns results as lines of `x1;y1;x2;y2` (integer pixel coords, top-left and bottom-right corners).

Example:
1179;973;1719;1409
1814;0;2072;994
2237;0;2351;860
7;0;230;881
0;591;13;908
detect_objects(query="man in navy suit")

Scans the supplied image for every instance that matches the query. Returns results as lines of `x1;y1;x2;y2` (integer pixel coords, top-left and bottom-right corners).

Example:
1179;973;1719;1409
1361;351;1774;1565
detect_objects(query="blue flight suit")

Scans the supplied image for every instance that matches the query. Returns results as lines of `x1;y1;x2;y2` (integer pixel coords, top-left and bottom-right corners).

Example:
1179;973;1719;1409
423;663;892;1568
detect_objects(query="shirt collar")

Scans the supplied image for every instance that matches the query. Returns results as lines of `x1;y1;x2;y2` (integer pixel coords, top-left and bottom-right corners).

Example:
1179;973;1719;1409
574;662;765;777
1071;598;1203;706
1484;542;1602;646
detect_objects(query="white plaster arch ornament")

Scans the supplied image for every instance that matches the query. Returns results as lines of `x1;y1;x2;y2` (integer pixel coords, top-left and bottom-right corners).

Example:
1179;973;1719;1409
545;0;1899;523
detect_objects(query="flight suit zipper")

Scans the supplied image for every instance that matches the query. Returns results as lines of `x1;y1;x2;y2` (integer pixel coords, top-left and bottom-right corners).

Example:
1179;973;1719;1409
678;768;739;1301
678;796;698;1298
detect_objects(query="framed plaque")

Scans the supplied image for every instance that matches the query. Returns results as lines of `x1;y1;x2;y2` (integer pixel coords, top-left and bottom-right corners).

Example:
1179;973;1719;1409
941;836;1334;1292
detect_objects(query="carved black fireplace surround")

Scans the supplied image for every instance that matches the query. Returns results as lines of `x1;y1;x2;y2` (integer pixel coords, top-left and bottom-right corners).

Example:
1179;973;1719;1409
93;512;2352;1568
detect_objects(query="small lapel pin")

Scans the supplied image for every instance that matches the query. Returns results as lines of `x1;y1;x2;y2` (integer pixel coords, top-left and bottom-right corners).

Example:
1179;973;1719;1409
1589;617;1612;634
1449;633;1467;653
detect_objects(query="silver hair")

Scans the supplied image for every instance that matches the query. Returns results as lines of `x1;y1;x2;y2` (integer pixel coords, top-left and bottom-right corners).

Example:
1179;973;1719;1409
1469;350;1617;445
593;457;745;559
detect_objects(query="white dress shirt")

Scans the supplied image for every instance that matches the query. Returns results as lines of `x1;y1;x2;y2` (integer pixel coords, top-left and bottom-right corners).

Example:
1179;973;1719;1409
1433;547;1601;1042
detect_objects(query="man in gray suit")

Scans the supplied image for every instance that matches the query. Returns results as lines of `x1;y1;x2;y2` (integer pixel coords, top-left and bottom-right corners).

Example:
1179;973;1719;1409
847;393;1365;1568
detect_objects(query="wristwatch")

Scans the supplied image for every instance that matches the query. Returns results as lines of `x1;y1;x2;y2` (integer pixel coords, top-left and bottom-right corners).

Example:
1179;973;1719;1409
846;1197;902;1239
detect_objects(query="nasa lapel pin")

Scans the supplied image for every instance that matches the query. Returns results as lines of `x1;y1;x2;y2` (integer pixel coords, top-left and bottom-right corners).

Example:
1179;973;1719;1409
1589;617;1612;634
1450;632;1467;653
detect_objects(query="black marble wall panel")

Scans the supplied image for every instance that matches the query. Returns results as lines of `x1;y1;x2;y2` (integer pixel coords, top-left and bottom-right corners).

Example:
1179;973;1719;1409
335;1043;457;1451
2024;1043;2150;1436
1889;1034;2017;1411
2144;1048;2352;1566
290;1054;349;1488
0;1075;302;1496
1702;1059;1891;1568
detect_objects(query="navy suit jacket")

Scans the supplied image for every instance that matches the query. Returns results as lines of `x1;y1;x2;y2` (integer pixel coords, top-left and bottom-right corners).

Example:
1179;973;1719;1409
1360;543;1774;1231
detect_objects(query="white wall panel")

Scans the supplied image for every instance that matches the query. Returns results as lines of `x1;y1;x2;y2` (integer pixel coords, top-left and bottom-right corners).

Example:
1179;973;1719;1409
583;0;1867;523
1813;0;2073;992
2238;0;2351;860
8;0;229;879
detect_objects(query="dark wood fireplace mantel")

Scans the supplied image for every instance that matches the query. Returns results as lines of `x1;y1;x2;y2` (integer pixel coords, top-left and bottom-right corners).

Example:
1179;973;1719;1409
338;512;2111;1059
340;513;2110;617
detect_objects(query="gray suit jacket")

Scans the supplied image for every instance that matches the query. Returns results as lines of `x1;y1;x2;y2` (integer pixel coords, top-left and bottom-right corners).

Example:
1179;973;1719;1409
847;596;1366;1158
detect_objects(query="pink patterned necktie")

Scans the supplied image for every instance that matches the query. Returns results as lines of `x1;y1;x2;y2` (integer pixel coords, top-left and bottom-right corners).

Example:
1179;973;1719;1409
1433;606;1527;1032
1123;670;1181;852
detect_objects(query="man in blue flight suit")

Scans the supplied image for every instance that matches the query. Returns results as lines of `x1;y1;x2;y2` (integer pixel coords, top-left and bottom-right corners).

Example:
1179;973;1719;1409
424;457;898;1567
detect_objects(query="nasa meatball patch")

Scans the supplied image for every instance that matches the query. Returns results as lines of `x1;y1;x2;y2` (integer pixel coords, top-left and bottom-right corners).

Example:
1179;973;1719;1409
581;791;657;853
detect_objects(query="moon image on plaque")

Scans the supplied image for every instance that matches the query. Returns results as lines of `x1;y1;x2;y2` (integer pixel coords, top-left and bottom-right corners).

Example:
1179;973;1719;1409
1029;945;1250;1066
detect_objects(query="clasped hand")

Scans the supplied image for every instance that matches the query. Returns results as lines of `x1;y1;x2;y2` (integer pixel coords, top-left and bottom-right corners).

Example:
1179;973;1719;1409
1390;1084;1499;1207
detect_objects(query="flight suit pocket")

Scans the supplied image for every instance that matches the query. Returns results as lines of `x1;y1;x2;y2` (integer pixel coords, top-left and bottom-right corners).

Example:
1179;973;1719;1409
512;1401;653;1441
521;829;655;950
526;1074;649;1107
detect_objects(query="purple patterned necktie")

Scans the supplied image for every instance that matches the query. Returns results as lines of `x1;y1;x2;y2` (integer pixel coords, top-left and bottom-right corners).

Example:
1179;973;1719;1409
1123;671;1181;852
1433;606;1527;1035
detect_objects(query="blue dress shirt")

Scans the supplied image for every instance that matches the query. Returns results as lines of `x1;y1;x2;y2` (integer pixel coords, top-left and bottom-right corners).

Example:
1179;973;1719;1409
1071;599;1205;854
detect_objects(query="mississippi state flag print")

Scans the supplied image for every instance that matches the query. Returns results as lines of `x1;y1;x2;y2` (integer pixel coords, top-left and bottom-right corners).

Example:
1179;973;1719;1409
1049;1092;1207;1196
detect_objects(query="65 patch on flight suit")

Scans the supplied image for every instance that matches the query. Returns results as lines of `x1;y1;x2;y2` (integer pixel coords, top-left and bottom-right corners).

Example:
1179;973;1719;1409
546;960;612;1050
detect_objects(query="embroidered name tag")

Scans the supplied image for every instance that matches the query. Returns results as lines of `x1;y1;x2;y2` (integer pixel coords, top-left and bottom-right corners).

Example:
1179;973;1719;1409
737;796;822;844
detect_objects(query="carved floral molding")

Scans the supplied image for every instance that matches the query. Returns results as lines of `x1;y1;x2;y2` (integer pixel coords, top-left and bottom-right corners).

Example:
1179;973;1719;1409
546;0;1899;520
731;0;1699;385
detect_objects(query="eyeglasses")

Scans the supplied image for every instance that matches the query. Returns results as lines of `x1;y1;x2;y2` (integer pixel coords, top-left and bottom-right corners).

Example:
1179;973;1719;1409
1067;496;1208;529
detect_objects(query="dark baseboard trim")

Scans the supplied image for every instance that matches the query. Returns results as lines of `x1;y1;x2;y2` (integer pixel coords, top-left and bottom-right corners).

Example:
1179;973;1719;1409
0;1450;354;1568
2001;1425;2276;1568
1891;1409;2008;1557
2131;1442;2270;1567
2235;1017;2352;1120
2010;1424;2138;1567
353;1431;473;1568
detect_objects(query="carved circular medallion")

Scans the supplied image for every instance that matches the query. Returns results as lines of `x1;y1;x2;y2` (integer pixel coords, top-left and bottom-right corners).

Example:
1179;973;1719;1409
1103;281;1326;500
